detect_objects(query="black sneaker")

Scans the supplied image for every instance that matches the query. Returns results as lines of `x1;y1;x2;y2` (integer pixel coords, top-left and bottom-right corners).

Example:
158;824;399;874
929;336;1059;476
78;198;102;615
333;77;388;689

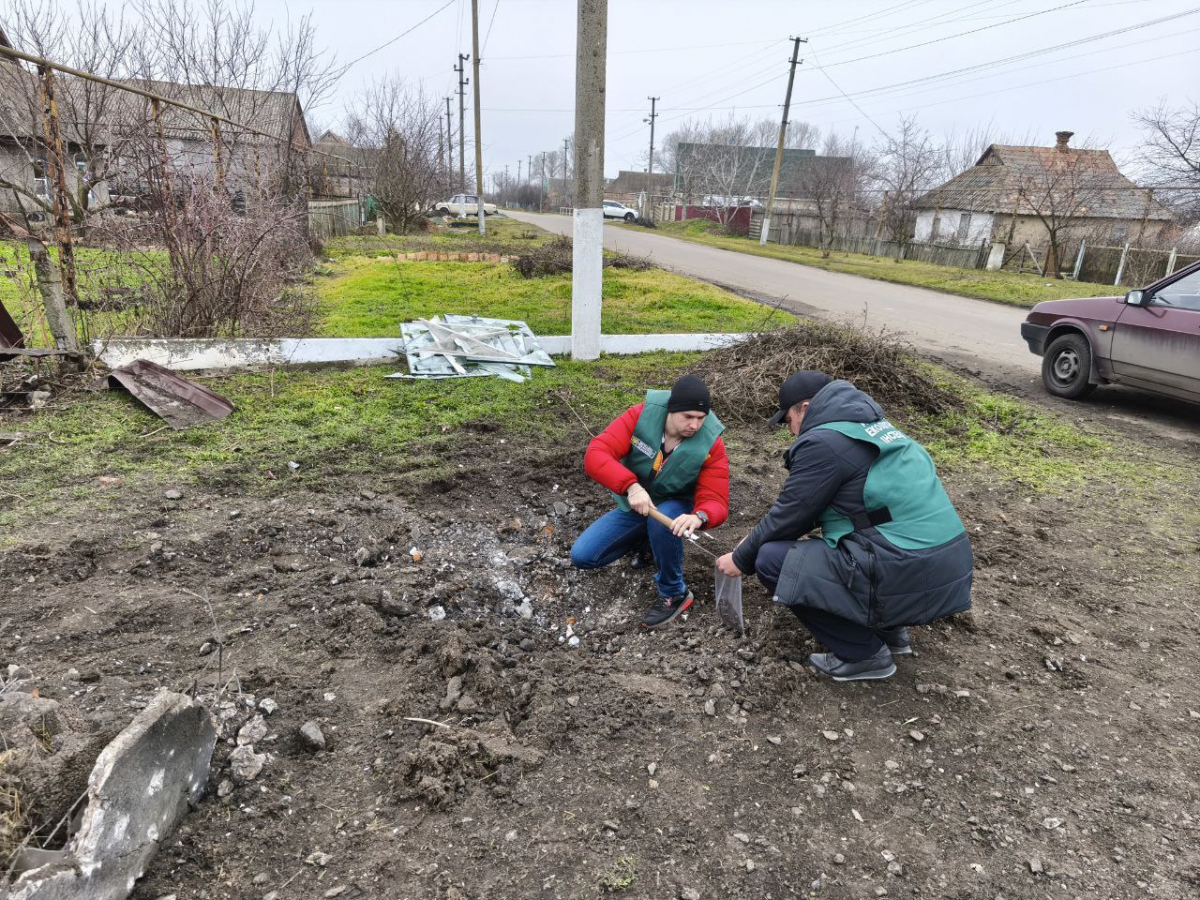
629;544;654;569
640;591;693;630
873;626;912;656
808;645;897;682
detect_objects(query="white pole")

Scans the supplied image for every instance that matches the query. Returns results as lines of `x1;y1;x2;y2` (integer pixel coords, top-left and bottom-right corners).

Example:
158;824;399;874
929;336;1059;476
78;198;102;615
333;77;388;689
570;0;606;361
1072;239;1086;281
1114;242;1130;286
1166;246;1178;276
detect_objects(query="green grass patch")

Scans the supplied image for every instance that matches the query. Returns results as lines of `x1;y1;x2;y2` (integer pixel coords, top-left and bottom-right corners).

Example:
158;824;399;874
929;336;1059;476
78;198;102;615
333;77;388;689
317;256;793;337
647;219;1118;308
0;352;701;532
324;216;552;260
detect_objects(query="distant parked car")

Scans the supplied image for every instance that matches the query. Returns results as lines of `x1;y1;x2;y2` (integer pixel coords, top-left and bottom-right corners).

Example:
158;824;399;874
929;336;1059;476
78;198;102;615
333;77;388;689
602;200;637;221
1020;260;1200;402
434;194;497;217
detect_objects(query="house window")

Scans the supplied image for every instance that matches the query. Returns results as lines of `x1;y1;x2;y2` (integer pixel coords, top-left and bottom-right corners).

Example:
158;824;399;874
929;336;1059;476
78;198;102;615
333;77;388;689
1111;223;1129;243
956;212;972;242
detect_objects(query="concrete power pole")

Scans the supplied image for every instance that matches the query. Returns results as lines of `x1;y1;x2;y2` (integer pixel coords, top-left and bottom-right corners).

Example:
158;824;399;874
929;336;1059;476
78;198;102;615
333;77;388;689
562;136;570;205
455;54;469;215
571;0;607;361
471;0;486;235
760;36;805;247
646;96;659;174
444;97;453;183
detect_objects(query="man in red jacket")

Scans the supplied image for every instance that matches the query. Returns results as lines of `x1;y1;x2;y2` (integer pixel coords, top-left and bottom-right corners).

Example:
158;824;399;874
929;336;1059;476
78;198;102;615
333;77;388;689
571;375;730;629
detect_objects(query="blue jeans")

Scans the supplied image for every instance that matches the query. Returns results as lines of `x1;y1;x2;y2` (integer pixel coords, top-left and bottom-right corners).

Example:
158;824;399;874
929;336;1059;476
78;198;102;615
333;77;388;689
570;497;691;598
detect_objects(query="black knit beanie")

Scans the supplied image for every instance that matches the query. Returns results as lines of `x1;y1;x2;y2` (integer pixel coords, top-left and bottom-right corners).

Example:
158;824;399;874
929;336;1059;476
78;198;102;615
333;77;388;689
667;374;711;414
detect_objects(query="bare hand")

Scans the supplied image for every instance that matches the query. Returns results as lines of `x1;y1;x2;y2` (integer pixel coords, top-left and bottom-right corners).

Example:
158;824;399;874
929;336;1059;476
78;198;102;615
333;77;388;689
626;484;652;516
716;553;743;578
670;513;703;538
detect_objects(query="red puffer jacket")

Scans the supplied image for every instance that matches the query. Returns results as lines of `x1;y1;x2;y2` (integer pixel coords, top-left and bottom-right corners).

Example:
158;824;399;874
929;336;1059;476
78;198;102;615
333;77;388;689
583;403;729;529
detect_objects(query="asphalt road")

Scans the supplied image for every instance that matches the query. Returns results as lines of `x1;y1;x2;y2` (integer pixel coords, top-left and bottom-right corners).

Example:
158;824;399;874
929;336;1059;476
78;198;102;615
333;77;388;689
505;210;1199;444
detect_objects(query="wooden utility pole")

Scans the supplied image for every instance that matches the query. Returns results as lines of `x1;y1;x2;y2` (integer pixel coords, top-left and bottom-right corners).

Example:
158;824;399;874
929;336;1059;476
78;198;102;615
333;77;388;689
646;96;659;174
760;36;805;246
471;0;486;235
571;0;607;361
38;66;79;306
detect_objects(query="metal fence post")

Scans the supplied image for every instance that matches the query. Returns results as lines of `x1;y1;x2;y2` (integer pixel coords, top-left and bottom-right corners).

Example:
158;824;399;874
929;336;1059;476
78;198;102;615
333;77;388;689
1072;240;1086;281
1166;247;1178;276
1114;242;1130;286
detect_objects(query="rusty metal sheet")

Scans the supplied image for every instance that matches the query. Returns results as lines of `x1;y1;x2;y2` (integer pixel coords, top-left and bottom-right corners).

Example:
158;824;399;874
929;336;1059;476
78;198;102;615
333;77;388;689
108;358;234;430
0;297;24;361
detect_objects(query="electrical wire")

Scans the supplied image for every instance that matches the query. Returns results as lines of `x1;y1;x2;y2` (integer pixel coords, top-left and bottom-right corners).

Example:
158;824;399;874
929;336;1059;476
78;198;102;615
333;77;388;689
336;0;459;73
482;0;501;56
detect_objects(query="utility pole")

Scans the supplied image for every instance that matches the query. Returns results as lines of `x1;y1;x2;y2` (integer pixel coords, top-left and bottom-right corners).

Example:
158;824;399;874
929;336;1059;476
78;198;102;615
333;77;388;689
444;97;453;184
540;151;546;211
562;136;570;205
571;0;606;361
760;36;805;247
527;154;532;185
645;96;659;174
471;0;486;235
455;53;469;214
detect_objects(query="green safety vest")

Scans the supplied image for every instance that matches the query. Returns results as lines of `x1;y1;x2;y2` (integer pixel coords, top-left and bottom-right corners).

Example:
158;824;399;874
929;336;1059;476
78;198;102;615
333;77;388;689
813;419;964;550
613;389;724;510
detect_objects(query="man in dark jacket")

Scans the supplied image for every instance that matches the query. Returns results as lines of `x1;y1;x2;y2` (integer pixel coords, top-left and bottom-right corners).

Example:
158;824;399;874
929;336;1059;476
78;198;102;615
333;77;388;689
716;372;973;681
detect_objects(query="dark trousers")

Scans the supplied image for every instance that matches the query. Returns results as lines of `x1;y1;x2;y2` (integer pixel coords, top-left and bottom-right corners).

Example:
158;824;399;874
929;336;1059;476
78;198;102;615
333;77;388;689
754;540;884;662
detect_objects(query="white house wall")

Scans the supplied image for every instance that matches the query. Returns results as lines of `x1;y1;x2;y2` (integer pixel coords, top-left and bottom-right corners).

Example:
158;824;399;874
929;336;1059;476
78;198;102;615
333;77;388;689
913;209;994;245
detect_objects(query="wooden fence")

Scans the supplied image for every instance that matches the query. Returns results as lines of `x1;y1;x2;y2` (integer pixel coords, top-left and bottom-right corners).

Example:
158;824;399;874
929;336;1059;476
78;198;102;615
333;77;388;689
308;199;363;241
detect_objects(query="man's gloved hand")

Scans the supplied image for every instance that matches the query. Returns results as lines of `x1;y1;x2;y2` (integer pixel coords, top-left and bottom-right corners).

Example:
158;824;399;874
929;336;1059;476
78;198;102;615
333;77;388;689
670;513;703;538
626;483;652;516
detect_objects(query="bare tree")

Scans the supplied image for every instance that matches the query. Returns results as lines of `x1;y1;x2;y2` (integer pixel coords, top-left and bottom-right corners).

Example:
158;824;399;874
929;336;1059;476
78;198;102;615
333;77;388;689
1013;138;1113;278
1133;99;1200;225
797;131;874;256
347;78;445;233
873;116;945;244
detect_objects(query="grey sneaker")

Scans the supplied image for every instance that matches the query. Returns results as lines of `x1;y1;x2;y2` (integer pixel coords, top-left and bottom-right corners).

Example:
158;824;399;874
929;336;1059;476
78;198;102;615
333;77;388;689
873;626;912;656
809;645;897;682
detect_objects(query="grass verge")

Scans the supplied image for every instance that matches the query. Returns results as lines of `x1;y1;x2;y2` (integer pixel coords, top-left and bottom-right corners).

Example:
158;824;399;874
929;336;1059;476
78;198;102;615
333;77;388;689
323;216;553;260
316;256;793;336
641;220;1118;308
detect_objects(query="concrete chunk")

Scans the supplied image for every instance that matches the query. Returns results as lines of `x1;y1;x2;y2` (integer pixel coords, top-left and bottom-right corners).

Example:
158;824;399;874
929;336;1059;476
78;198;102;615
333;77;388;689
4;691;217;900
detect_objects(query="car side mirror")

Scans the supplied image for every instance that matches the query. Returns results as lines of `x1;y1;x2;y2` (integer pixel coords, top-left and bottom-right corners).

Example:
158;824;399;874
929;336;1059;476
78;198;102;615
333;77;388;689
1124;290;1145;307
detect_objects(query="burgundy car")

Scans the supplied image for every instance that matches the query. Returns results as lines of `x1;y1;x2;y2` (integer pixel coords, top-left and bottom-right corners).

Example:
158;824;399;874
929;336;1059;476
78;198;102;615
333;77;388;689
1021;260;1200;402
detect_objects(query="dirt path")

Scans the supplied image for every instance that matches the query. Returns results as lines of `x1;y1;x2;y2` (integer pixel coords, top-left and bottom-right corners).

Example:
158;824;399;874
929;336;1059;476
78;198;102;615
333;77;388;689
4;414;1197;899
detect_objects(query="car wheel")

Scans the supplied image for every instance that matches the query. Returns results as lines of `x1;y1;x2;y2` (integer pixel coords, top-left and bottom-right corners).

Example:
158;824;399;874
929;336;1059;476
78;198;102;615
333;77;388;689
1042;333;1096;400
624;212;635;222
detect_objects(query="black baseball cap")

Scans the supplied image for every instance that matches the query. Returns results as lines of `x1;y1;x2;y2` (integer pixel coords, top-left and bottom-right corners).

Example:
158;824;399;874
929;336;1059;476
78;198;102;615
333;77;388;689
767;371;832;426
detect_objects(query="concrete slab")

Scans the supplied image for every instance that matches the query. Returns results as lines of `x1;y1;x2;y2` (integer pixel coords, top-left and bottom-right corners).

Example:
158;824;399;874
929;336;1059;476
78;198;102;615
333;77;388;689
4;692;217;900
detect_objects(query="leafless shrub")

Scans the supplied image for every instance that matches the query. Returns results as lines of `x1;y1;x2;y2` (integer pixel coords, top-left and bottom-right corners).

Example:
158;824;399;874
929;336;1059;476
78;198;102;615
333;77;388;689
691;319;960;426
91;174;318;337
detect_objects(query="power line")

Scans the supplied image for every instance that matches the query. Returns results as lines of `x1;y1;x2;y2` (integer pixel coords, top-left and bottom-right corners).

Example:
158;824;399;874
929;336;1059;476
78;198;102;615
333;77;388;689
482;0;501;55
337;0;458;73
808;47;891;142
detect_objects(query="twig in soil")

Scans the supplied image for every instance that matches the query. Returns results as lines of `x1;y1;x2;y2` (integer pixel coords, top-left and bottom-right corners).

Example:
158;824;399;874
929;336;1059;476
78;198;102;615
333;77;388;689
403;716;452;729
0;490;26;505
278;867;305;890
140;425;170;439
553;389;597;438
876;699;903;708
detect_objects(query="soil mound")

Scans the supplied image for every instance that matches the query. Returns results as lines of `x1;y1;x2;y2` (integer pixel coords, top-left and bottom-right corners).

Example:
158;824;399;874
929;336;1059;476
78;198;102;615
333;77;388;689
512;237;653;278
692;319;962;425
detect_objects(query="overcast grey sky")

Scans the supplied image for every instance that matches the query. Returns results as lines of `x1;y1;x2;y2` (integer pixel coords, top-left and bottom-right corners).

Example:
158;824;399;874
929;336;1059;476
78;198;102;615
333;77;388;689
268;0;1196;177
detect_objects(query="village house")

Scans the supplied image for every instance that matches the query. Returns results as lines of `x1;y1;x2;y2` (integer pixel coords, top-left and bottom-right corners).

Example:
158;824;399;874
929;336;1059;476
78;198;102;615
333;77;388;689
913;131;1174;253
310;129;377;200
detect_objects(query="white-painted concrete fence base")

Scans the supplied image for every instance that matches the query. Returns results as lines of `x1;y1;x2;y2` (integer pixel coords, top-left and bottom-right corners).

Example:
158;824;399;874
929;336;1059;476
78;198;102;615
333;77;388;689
96;334;751;373
5;691;217;900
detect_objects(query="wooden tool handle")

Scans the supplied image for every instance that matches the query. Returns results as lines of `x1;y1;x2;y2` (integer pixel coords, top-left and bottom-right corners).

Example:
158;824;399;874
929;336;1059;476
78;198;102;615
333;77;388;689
646;507;676;529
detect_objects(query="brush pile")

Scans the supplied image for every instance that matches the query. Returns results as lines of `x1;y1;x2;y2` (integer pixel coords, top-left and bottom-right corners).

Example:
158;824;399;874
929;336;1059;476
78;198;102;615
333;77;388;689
512;237;654;278
692;319;962;425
